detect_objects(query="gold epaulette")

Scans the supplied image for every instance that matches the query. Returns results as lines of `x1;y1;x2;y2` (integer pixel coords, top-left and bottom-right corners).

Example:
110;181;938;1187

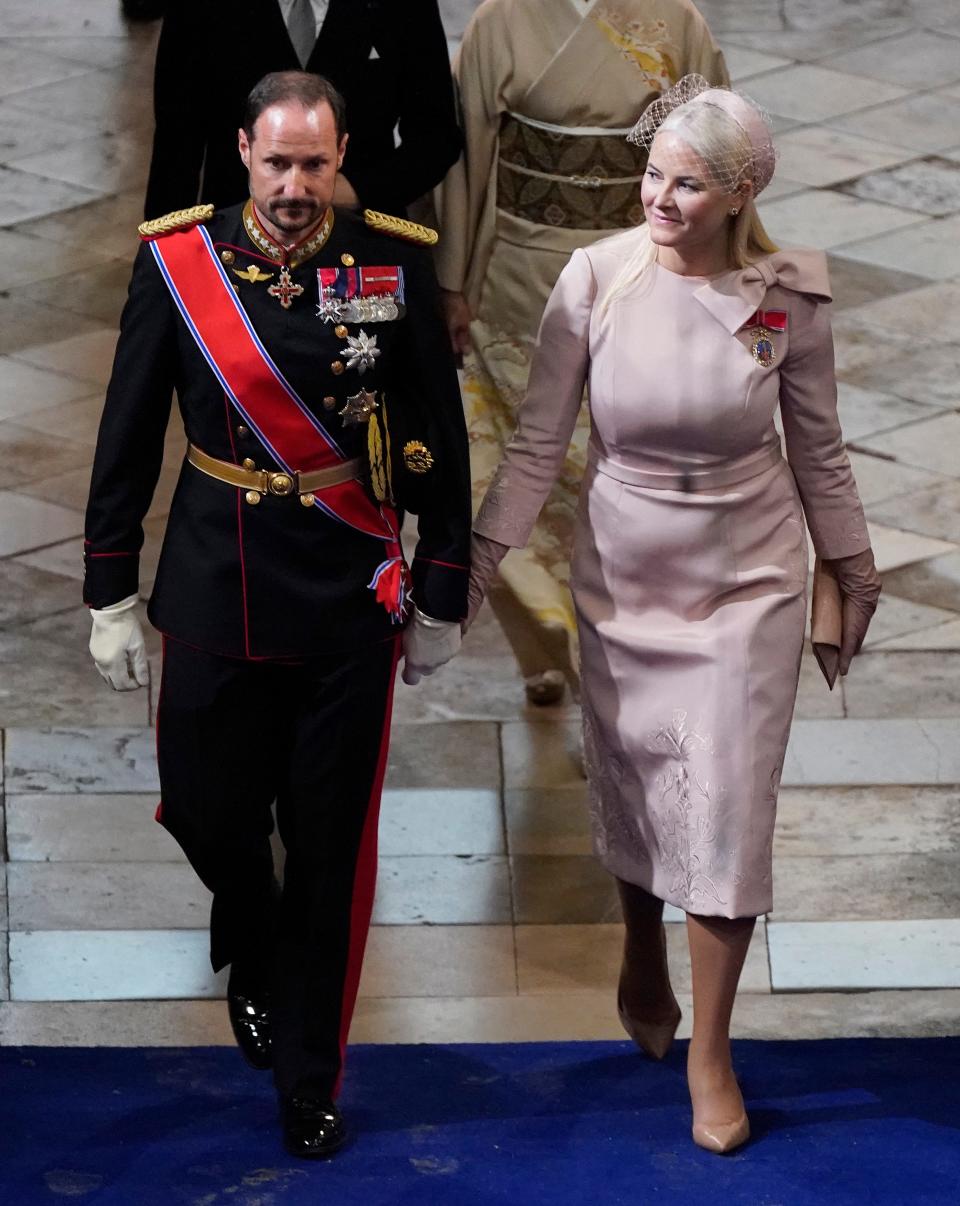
363;208;438;247
138;203;215;240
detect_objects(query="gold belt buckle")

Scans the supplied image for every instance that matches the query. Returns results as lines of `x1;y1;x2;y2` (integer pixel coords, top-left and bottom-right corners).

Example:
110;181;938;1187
267;471;296;497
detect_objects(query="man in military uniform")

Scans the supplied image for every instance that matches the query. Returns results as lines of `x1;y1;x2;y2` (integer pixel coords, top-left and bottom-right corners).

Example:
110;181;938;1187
84;71;470;1158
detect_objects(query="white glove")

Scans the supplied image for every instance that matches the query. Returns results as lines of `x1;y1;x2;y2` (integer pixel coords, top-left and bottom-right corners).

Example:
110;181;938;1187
401;606;462;686
89;594;150;691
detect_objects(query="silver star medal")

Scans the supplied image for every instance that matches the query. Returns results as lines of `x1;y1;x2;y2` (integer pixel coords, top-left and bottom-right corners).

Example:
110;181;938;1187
344;329;380;374
316;287;343;324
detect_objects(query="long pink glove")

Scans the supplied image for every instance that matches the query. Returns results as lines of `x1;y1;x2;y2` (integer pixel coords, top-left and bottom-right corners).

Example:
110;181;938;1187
823;546;881;675
464;533;509;631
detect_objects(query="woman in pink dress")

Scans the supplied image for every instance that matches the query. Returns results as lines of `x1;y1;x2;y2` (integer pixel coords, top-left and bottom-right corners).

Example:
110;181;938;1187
465;76;881;1153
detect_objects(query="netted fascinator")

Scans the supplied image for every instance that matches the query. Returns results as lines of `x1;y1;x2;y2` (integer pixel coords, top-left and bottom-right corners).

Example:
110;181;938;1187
627;74;777;197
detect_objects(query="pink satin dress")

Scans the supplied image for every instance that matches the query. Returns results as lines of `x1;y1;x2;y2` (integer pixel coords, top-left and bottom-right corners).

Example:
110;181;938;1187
474;235;870;917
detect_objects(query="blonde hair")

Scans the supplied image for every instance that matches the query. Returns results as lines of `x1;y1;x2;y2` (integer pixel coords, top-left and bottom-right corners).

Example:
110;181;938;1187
601;101;778;314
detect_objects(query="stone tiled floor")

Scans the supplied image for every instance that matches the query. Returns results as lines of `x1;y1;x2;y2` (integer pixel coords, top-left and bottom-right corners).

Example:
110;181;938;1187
1;0;960;1047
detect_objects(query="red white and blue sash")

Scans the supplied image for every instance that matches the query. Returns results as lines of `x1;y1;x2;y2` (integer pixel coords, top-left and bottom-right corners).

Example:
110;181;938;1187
149;223;410;620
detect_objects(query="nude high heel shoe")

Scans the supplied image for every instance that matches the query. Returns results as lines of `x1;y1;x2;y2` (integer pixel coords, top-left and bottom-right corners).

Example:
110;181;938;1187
617;922;682;1060
691;1113;750;1154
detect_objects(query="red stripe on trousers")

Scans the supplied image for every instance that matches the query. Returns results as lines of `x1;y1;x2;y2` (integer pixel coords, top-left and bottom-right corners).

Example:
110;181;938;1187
154;635;166;823
333;635;402;1098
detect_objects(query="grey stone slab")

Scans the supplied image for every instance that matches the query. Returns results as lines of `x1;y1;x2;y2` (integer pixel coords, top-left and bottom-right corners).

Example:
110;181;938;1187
510;855;620;925
0;350;98;417
385;722;501;789
773;853;960;920
840;341;960;411
837;155;960;217
359;925;517;999
782;718;960;785
837;382;937;442
733;987;960;1038
826;254;929;312
9;930;226;1001
0;293;106;356
11;393;108;448
835;214;960;282
6;794;172;862
515;920;771;995
14;189;143;261
20;257;134;327
847;281;960;343
822;28;960;88
774;785;960;857
843;651;960;717
873;619;960;650
10;132;149;197
11;326;119;387
745;64;909;124
0;630;149;727
0;559;80;628
678;1;784;33
760;188;922;251
501;720;583;789
0;40;90;100
378;788;505;856
727;22;914;62
794;648;844;718
831;312;937;378
0;933;8;1001
849;451;945;508
0;164;102;228
829;91;960;155
881;551;960;612
372;855;512;924
0;999;232;1046
859;411;960;479
775;125;912;188
861;592;959;649
782;0;910;30
505;786;592;856
0;2;127;38
4;727;158;794
8;862;208;931
723;45;792;82
2;66;154;137
0;419;92;485
768;919;960;989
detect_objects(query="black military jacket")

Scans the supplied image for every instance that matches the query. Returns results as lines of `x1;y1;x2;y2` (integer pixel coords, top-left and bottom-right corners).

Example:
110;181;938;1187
84;203;471;659
144;0;461;219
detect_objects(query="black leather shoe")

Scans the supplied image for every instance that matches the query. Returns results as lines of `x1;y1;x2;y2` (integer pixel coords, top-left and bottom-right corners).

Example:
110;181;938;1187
282;1096;347;1159
227;977;272;1071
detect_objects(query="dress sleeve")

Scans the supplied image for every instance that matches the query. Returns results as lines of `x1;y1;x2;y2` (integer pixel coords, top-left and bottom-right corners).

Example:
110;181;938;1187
432;6;507;295
473;247;596;548
779;295;871;559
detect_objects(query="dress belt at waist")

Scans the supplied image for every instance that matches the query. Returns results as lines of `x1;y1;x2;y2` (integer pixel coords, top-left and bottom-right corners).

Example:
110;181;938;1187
187;443;362;503
588;443;783;492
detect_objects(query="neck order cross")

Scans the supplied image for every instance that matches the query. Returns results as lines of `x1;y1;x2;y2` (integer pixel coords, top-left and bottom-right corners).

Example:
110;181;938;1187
267;265;305;309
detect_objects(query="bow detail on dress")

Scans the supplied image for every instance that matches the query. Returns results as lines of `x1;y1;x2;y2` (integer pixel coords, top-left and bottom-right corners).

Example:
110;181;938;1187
693;249;832;335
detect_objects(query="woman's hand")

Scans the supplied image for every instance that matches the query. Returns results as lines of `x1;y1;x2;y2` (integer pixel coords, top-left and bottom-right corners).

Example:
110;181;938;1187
824;547;881;675
441;289;472;359
464;533;510;632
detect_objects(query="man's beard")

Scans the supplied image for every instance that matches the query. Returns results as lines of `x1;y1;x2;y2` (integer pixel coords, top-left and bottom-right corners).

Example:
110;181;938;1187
266;198;322;234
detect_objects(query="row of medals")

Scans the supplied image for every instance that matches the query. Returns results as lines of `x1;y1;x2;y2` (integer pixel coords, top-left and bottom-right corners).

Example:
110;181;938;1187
317;288;403;325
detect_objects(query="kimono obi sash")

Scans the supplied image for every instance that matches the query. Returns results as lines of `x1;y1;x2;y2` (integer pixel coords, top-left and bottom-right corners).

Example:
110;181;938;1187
497;111;647;231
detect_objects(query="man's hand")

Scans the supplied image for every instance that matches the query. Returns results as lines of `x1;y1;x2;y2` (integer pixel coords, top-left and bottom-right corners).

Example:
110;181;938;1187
441;289;472;359
401;607;462;686
89;594;150;691
332;174;360;208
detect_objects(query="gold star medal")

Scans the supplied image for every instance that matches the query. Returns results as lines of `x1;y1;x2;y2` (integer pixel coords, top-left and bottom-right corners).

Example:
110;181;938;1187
339;387;379;426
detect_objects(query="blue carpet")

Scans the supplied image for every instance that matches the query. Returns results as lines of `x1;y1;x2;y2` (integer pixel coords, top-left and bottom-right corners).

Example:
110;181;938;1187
2;1039;959;1204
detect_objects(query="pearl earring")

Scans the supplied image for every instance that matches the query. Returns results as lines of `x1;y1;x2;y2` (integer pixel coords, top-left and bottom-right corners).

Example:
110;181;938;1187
730;207;740;216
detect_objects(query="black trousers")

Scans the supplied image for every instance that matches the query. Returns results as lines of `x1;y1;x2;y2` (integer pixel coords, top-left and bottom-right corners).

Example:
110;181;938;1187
155;634;400;1098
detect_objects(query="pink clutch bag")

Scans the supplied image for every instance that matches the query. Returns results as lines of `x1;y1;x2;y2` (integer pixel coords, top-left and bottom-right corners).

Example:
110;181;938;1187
811;557;842;690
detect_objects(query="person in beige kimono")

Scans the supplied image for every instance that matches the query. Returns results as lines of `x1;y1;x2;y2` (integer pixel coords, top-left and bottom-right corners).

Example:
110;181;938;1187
436;0;727;704
464;78;881;1152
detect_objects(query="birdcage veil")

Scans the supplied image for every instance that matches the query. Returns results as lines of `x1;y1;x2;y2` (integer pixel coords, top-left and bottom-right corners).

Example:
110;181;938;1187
627;74;778;197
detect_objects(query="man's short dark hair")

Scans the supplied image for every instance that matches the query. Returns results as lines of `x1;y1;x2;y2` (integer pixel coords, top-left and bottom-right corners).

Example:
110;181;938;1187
243;71;347;142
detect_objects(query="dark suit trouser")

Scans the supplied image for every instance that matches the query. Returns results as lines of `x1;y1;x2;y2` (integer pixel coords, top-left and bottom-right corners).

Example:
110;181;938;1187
155;633;400;1098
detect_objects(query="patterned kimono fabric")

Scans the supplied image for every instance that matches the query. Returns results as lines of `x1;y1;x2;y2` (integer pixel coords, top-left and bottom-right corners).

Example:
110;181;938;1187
436;0;728;692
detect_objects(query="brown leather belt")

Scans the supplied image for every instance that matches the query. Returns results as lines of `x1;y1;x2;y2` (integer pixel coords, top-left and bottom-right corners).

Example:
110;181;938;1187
187;443;362;502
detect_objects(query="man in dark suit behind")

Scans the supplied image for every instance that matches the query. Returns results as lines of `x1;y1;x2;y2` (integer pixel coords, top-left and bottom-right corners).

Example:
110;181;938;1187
144;0;461;219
